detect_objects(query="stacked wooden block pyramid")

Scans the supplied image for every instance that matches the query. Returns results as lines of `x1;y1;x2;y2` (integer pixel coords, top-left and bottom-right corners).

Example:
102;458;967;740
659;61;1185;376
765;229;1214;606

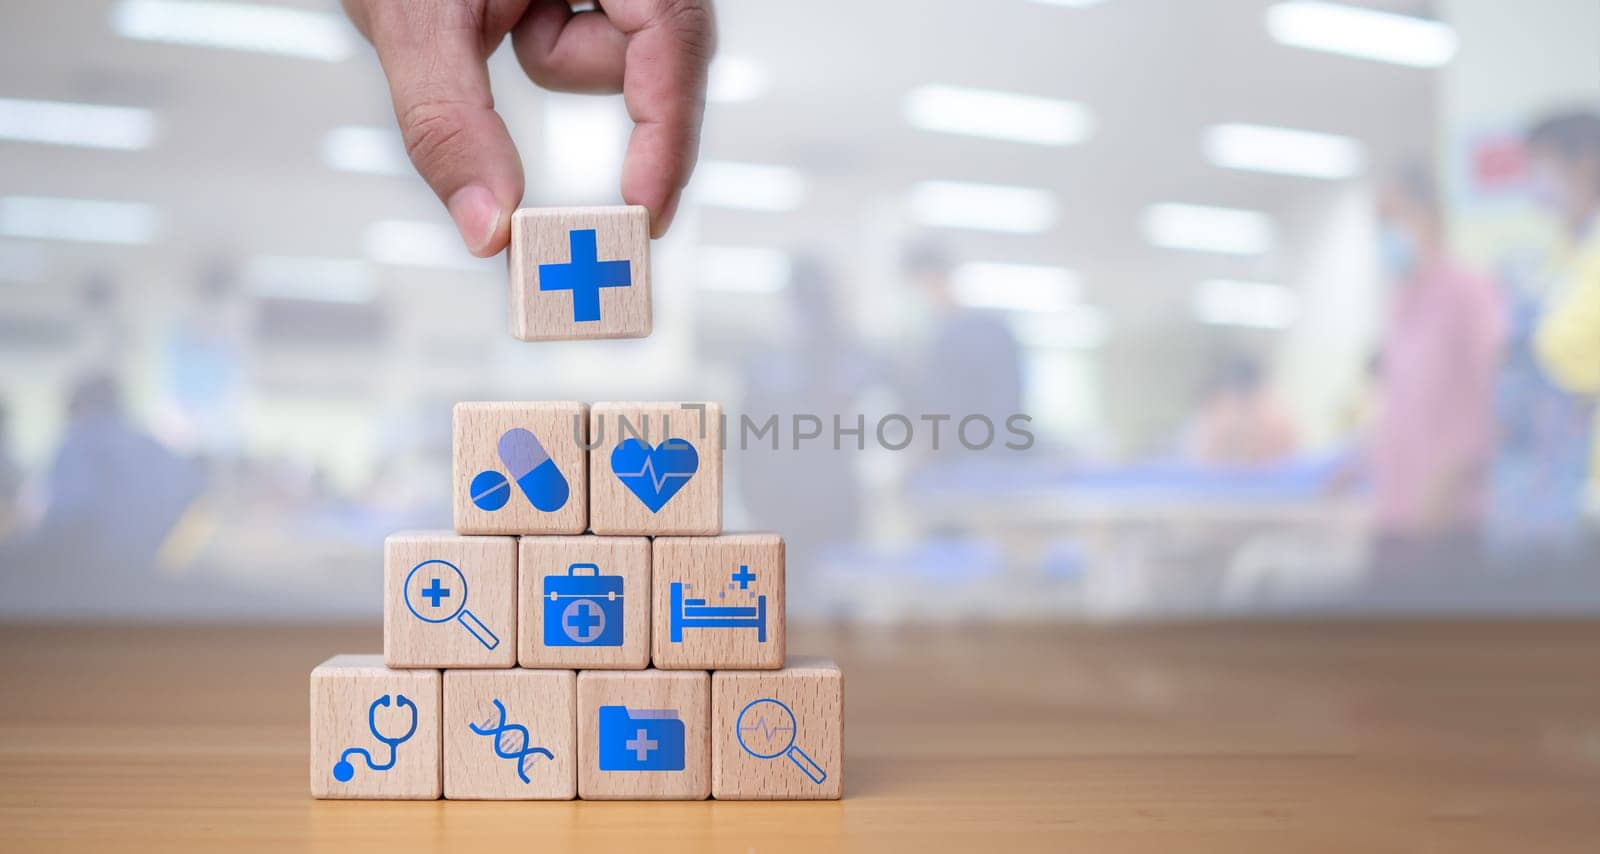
309;391;843;799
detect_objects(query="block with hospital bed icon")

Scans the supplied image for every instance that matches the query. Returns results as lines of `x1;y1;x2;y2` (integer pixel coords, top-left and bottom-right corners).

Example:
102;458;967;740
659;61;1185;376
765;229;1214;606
651;534;785;670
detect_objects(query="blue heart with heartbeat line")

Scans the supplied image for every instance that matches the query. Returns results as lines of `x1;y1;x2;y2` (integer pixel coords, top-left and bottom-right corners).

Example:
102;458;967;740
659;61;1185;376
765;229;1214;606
610;437;699;513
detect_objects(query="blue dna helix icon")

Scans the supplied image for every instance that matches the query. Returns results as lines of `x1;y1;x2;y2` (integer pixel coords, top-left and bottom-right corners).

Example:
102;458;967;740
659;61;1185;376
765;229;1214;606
468;699;554;784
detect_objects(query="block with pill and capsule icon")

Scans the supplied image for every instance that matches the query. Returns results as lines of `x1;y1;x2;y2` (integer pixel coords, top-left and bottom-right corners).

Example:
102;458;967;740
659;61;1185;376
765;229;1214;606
588;402;723;537
651;534;785;670
453;401;588;536
443;669;576;799
384;532;518;669
577;669;711;800
508;206;651;341
310;654;442;800
518;535;652;671
712;657;843;800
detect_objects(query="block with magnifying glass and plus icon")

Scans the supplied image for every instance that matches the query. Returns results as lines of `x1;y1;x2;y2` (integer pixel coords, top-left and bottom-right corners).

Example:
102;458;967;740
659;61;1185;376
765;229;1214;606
384;532;518;669
517;535;652;670
712;658;843;800
310;655;442;800
651;534;785;670
576;670;711;800
508;206;651;341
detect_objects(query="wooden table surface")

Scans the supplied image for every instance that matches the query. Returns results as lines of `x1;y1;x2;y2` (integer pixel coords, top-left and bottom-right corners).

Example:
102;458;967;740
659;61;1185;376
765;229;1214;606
2;621;1598;852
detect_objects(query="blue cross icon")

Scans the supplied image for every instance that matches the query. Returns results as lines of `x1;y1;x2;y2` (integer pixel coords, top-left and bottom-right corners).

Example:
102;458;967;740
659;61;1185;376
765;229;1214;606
421;577;451;608
626;729;658;762
565;602;602;640
730;565;756;590
539;229;631;323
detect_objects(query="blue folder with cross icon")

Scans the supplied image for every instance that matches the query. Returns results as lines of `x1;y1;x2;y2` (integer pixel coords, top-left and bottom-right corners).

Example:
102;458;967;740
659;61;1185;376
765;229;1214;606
544;563;625;647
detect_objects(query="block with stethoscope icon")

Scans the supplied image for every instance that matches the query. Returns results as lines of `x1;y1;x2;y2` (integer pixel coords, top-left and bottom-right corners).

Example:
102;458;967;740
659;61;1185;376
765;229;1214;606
310;655;442;800
712;658;843;800
385;531;518;669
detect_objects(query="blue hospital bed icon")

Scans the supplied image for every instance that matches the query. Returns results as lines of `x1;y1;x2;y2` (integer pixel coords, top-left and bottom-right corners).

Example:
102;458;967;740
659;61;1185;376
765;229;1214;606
668;577;767;643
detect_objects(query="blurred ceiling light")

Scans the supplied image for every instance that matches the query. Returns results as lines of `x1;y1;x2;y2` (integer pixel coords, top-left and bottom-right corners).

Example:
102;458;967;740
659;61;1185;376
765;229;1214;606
363;220;484;271
1202;123;1365;179
0;98;156;151
1010;305;1109;350
0;196;158;245
904;85;1093;146
110;0;355;62
1142;203;1275;255
541;95;627;202
1193;279;1301;330
1265;1;1458;68
0;241;49;284
707;56;771;103
243;256;377;304
951;262;1080;312
691;161;806;212
322;125;409;176
697;246;791;293
908;181;1059;234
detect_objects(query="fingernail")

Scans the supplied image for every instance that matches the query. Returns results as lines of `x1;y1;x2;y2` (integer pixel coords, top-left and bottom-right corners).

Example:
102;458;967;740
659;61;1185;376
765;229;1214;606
447;185;501;256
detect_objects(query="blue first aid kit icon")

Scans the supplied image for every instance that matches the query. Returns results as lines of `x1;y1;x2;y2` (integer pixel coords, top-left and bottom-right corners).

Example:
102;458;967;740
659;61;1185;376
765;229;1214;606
544;563;624;647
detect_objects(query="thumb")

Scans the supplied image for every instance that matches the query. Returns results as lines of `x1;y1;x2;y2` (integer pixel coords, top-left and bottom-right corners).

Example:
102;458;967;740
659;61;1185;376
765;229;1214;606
364;5;524;257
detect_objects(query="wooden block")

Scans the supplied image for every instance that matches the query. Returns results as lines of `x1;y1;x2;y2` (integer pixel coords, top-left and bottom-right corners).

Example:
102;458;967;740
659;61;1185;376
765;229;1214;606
589;402;723;536
652;534;784;670
712;658;843;800
508;206;651;341
518;536;651;670
310;654;441;800
443;669;576;800
576;670;710;800
384;532;517;669
453;401;588;536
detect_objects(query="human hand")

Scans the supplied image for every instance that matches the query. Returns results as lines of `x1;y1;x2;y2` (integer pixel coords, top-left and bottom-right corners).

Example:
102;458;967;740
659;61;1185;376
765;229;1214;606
342;0;715;255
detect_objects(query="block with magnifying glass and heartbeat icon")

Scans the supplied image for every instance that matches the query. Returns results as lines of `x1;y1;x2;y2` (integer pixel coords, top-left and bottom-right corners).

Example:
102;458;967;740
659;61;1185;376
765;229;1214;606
453;401;589;536
384;532;518;669
310;655;442;800
652;534;785;670
712;657;843;800
508;206;651;341
444;669;577;800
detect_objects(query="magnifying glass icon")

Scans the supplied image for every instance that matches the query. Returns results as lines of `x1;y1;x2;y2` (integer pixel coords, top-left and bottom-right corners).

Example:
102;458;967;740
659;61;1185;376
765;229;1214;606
403;559;500;650
735;698;826;784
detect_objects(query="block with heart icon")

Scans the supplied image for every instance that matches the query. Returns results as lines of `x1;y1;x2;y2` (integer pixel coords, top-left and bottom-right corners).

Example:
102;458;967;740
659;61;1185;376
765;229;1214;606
588;402;723;536
453;401;589;535
652;534;785;670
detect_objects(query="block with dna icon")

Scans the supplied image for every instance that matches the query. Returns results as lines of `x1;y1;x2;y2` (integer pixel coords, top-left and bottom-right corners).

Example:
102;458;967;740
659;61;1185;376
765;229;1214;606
712;658;842;800
444;670;576;799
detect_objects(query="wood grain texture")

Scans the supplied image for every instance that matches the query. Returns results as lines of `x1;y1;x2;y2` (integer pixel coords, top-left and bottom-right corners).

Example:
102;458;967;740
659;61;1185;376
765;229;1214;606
652;534;785;670
7;622;1600;852
508;206;650;341
309;655;441;800
712;657;843;800
577;670;711;800
443;669;576;800
588;402;723;536
452;401;588;535
384;532;517;668
518;535;651;670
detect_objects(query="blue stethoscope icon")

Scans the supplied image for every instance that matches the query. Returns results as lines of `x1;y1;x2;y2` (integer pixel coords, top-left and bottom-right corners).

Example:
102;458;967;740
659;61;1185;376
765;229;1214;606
735;698;826;785
403;559;501;649
333;693;418;782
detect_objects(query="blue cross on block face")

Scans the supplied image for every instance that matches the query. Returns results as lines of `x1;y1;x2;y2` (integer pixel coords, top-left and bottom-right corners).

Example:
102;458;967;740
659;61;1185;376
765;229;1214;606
421;577;451;608
539;229;632;323
730;565;756;590
566;602;601;640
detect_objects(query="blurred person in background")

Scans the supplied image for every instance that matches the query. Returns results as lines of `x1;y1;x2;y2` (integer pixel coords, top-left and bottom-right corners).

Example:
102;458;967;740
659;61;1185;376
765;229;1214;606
1527;111;1600;523
0;402;19;538
1184;355;1297;467
902;242;1024;429
161;261;246;454
1370;162;1503;574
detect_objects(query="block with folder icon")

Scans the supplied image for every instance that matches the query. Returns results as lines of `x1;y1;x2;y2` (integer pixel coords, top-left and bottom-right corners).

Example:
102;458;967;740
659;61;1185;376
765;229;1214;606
577;670;710;800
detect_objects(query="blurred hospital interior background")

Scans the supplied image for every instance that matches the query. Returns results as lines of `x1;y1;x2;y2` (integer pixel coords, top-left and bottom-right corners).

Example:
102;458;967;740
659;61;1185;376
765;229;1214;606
0;0;1597;620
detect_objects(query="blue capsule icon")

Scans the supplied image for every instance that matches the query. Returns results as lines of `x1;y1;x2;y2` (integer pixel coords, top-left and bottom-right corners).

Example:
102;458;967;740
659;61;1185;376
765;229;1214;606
471;428;569;513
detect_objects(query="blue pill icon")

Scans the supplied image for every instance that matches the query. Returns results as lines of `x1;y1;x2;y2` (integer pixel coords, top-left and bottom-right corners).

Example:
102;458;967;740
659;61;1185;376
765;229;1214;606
470;470;512;511
496;428;570;512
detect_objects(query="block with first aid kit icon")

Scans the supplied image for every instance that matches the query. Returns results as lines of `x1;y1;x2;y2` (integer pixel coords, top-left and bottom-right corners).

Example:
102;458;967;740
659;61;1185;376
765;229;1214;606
310;655;442;800
385;531;517;669
518;535;651;670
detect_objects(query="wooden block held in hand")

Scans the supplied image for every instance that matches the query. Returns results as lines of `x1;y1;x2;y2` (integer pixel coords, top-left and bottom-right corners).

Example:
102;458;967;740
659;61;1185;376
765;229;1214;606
385;532;517;669
508;206;651;341
577;670;710;800
444;669;576;800
310;655;441;800
518;535;651;670
453;401;588;536
652;534;784;670
589;402;723;536
712;658;843;800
